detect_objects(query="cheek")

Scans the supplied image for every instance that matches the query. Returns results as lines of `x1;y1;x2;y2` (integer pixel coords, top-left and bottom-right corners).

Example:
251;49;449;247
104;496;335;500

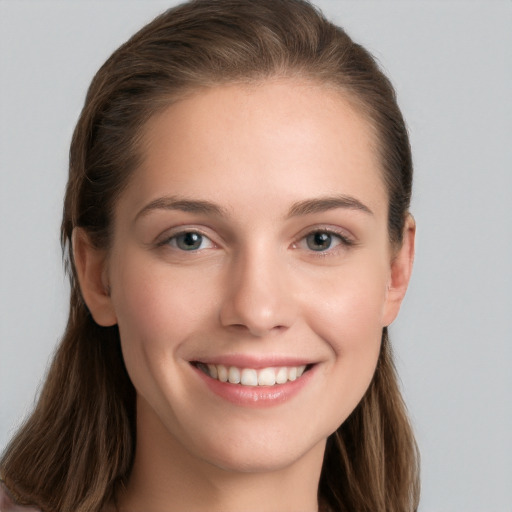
300;262;388;427
111;251;213;330
108;255;217;380
304;259;389;350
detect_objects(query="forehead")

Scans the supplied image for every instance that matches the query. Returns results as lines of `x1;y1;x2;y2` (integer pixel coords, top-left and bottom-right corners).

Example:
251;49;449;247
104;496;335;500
120;78;387;221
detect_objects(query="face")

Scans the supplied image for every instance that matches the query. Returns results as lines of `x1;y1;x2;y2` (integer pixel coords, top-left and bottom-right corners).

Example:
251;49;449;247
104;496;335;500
77;79;413;475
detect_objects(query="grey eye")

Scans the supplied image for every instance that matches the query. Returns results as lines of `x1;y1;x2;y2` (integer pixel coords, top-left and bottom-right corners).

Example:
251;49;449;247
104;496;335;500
175;232;204;251
305;232;335;251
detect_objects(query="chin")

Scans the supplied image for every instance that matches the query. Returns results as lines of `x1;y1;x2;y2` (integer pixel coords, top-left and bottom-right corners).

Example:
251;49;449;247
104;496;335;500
203;444;317;474
185;421;330;475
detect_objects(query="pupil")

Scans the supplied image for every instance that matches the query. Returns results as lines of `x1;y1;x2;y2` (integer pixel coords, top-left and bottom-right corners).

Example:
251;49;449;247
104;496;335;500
178;232;202;250
308;232;331;251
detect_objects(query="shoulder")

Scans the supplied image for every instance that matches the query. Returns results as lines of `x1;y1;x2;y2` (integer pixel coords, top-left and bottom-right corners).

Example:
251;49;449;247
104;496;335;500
0;483;40;512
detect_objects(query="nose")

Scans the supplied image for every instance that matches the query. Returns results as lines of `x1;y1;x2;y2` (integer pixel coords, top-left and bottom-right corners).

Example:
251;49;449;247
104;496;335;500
219;247;296;337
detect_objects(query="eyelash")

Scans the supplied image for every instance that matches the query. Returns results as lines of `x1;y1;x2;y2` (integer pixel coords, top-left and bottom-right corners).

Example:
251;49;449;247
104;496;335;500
157;229;214;251
157;227;355;254
293;228;355;256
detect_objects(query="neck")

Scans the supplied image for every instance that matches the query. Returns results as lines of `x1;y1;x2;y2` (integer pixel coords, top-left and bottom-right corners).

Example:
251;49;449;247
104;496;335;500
117;398;326;512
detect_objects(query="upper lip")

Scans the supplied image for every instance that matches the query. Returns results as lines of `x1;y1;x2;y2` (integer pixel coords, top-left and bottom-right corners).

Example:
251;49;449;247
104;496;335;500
189;354;316;369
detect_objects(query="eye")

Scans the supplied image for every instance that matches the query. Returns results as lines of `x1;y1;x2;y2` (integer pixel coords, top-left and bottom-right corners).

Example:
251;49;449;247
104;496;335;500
165;231;214;251
305;231;338;251
295;229;353;253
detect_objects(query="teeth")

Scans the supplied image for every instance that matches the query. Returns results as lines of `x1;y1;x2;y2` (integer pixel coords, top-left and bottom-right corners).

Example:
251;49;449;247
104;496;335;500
201;363;309;386
240;368;258;386
228;366;241;384
217;365;228;382
258;367;276;386
276;367;288;384
207;364;218;379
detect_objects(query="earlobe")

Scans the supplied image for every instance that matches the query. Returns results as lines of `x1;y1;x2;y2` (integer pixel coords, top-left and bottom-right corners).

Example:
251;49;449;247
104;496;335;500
72;228;117;327
382;215;416;327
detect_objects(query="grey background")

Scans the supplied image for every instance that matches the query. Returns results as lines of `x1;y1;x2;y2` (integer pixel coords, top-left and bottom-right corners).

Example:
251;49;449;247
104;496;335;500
1;1;511;510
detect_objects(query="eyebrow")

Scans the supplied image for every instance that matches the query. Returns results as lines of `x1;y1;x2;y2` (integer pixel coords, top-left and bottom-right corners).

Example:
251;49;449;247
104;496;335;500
134;193;373;223
286;195;373;217
134;196;229;222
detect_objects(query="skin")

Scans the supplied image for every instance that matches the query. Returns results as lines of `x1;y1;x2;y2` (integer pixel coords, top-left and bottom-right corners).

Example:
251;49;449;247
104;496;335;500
75;79;415;512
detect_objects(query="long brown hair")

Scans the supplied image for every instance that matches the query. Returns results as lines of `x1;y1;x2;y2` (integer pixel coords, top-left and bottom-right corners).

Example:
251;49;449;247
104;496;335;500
1;1;419;510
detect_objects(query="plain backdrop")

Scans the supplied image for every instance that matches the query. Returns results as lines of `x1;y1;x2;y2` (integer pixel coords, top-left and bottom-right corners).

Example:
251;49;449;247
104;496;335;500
1;1;511;510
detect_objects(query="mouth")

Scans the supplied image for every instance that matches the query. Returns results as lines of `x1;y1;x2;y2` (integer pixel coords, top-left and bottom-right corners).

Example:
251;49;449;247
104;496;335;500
191;362;313;387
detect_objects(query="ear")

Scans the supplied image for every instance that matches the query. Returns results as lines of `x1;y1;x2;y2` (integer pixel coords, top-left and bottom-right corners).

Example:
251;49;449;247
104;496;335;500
72;228;117;327
382;215;416;327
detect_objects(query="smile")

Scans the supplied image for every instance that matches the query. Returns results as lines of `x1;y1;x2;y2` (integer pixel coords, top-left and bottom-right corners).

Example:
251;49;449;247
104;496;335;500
194;362;308;387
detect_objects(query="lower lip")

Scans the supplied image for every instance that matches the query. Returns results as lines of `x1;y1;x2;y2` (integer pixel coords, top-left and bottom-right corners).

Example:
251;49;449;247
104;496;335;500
191;364;315;408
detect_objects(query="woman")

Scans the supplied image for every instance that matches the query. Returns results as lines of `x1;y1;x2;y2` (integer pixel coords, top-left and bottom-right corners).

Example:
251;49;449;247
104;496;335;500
0;0;420;510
